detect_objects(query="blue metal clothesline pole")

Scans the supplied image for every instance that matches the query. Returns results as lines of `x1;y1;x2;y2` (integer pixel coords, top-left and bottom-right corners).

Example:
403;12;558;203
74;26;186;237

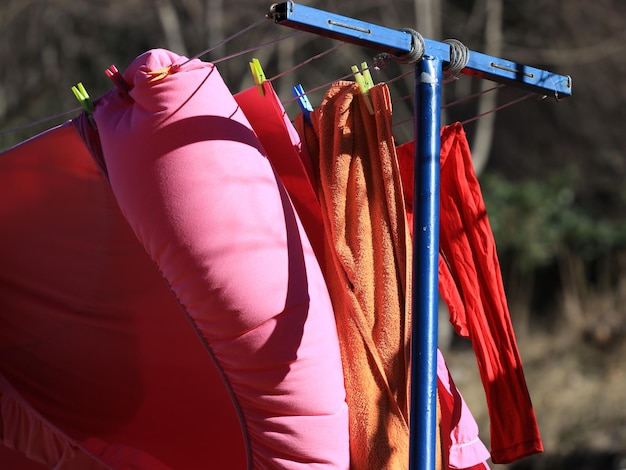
410;55;442;470
268;3;571;469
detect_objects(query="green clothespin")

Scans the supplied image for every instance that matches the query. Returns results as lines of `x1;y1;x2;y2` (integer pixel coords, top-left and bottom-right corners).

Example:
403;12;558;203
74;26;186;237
71;82;94;114
351;63;374;114
360;61;374;90
71;82;96;128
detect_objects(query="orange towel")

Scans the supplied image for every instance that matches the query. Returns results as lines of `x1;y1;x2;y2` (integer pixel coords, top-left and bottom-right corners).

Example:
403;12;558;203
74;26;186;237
296;81;442;469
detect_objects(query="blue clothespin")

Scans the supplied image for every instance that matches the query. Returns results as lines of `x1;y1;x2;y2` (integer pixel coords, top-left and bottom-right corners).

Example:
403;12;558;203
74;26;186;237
351;62;375;115
249;58;267;96
71;82;96;128
292;84;313;126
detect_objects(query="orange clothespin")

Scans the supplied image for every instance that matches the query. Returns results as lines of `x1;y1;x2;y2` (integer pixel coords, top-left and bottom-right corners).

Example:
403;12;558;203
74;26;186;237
351;62;374;114
146;65;173;83
249;58;266;97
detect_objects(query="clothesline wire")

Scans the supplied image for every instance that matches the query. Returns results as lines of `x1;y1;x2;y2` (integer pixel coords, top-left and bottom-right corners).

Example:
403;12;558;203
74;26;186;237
279;60;429;106
383;69;414;87
387;80;505;128
0;27;303;141
0;15;540;140
277;52;506;120
213;31;303;65
276;47;429;107
443;84;506;109
276;50;503;117
177;17;268;67
267;42;345;82
280;56;391;107
391;75;470;107
391;90;540;130
460;92;542;126
281;70;358;107
0;107;82;139
0;22;297;140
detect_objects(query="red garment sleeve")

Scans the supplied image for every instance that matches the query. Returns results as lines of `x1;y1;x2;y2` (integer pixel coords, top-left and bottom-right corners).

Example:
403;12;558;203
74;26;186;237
396;123;542;464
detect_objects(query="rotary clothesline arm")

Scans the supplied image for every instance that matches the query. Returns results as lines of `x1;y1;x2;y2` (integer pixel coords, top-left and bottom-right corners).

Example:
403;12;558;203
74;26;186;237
267;3;571;470
267;1;572;99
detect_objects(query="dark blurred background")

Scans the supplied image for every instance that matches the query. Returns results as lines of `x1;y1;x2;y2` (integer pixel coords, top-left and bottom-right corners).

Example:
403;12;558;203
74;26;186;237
1;1;625;468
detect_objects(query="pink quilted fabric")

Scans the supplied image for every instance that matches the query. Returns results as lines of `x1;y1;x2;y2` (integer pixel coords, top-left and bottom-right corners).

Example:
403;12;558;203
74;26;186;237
93;49;349;469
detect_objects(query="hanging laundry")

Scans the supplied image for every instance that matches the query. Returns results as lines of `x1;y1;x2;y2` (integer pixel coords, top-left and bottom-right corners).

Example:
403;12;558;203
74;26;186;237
295;80;415;469
0;122;246;469
294;81;490;470
90;48;350;470
0;46;536;470
396;124;543;464
0;49;352;469
437;350;491;470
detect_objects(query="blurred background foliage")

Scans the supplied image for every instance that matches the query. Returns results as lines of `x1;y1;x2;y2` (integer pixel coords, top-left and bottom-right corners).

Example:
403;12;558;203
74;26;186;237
1;0;625;468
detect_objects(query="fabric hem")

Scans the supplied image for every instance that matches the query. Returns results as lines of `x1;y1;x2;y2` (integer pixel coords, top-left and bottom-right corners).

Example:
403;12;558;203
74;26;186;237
0;375;110;469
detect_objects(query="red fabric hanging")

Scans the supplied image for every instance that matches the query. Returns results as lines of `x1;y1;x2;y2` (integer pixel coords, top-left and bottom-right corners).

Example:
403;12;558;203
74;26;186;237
396;123;543;464
234;81;326;268
0;122;246;469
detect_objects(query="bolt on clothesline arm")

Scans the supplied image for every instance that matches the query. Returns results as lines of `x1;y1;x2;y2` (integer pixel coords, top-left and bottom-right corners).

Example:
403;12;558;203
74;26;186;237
267;1;572;99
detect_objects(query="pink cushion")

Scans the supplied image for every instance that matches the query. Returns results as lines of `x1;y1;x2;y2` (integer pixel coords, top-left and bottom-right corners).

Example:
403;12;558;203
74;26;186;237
93;49;349;469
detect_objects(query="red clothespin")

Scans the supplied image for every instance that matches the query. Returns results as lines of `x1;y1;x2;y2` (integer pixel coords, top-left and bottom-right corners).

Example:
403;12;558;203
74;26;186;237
105;65;134;103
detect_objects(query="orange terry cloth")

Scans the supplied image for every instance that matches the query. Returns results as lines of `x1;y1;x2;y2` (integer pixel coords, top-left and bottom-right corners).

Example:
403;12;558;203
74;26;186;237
296;81;442;470
396;123;543;464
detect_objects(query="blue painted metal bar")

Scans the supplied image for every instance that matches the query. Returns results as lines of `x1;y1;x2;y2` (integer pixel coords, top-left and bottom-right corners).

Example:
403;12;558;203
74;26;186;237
268;1;572;98
410;55;442;470
268;1;414;54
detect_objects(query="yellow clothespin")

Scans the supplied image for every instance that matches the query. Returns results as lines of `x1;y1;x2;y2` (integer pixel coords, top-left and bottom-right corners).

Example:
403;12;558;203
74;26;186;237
249;58;266;96
351;62;374;115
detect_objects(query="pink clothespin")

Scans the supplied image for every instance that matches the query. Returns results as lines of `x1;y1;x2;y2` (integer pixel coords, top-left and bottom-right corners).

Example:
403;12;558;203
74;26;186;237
105;65;134;103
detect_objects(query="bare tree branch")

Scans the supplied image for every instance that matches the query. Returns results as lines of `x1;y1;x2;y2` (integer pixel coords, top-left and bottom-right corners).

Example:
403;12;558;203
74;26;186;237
505;31;626;66
471;0;502;176
205;0;224;47
414;0;441;40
